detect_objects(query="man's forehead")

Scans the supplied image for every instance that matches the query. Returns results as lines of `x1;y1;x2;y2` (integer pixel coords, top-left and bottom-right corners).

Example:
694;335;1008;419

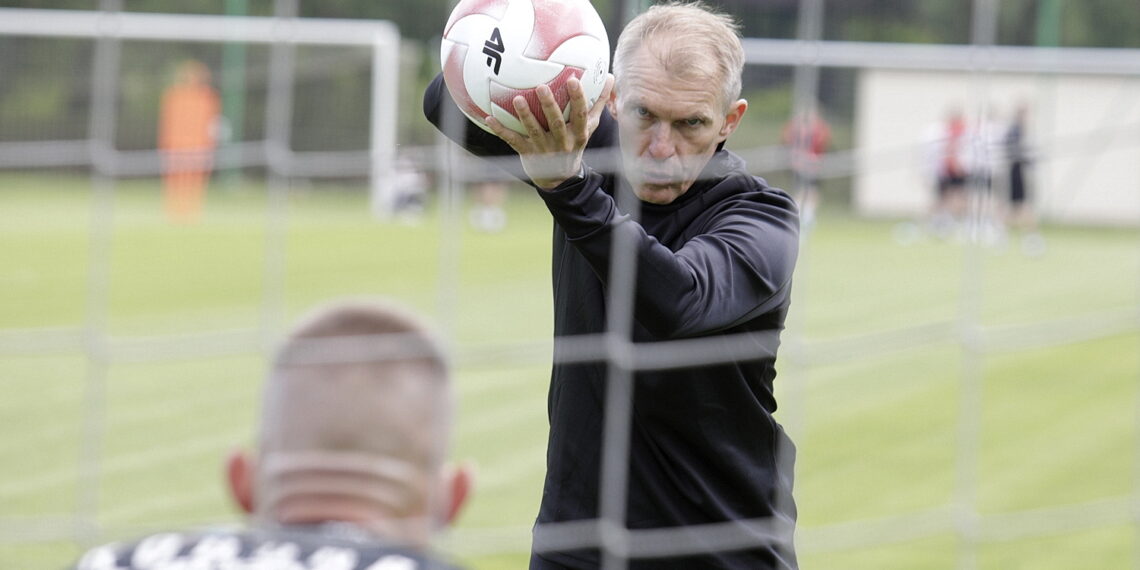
619;54;720;116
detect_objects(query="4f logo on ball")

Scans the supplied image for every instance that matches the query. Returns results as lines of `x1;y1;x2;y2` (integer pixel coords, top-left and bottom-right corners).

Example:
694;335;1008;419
482;28;505;75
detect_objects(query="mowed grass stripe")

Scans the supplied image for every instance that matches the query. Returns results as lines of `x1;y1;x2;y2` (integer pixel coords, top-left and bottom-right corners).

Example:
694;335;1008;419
978;333;1139;512
1;355;260;517
451;364;550;530
795;347;961;522
0;428;244;504
2;176;1138;570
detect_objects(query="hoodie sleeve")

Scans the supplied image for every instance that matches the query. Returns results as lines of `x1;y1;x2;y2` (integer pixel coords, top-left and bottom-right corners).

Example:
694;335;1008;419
537;170;800;339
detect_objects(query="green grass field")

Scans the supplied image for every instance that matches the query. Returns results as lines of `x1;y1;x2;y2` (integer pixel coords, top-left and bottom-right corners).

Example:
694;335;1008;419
1;173;1137;569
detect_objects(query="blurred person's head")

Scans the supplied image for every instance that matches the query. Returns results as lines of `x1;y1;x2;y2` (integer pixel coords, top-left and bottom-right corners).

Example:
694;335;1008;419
226;299;471;547
609;1;748;205
1013;101;1030;124
175;59;211;86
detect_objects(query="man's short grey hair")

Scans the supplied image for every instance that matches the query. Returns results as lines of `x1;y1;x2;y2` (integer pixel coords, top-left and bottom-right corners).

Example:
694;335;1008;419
612;1;745;111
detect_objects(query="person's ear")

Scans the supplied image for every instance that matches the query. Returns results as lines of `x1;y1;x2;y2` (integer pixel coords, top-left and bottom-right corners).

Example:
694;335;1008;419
438;461;474;527
225;448;256;515
719;98;749;140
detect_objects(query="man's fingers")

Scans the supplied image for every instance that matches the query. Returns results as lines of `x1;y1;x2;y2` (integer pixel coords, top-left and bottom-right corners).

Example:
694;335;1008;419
512;94;547;141
489;78;601;158
537;84;569;140
564;78;588;137
484;116;527;150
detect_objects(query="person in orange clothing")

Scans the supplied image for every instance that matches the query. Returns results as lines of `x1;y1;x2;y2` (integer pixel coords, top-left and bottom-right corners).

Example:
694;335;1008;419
159;60;221;223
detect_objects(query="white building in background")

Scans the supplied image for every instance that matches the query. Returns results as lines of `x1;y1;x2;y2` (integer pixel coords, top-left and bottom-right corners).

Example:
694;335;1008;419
854;68;1140;226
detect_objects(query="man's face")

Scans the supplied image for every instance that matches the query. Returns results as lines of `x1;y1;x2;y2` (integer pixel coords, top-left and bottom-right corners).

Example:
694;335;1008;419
608;48;746;205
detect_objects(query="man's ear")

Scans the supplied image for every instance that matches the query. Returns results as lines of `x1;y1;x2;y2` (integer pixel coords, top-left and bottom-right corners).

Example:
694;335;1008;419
225;448;256;515
719;98;749;140
438;461;474;527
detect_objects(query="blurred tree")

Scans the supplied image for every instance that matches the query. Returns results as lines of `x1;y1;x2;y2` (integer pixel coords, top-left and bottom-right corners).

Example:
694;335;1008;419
300;0;450;43
1060;0;1140;48
710;0;799;40
827;0;968;44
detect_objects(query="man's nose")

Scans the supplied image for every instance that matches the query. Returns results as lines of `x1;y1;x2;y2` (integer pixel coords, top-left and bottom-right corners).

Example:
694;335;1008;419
645;124;676;160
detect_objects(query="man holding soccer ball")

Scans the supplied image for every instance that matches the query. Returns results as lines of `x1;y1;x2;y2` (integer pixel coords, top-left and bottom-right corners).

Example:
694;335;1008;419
426;2;799;568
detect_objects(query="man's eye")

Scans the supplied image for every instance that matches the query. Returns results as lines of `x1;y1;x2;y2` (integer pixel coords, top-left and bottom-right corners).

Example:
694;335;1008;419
635;107;650;118
684;118;704;127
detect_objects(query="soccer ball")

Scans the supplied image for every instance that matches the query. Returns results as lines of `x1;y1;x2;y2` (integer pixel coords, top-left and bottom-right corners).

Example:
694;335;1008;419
440;0;610;135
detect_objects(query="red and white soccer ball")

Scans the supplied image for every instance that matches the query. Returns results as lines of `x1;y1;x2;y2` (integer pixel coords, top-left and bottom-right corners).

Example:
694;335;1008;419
440;0;610;135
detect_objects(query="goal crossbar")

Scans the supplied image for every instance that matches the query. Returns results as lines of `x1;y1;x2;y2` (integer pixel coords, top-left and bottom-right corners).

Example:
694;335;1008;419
0;8;397;47
744;38;1140;76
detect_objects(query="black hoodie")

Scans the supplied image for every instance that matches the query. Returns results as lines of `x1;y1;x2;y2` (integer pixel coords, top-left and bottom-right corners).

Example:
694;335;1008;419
425;74;800;569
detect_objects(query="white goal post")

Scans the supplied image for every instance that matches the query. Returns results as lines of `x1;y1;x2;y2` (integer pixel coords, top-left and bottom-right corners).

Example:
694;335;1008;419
0;7;401;217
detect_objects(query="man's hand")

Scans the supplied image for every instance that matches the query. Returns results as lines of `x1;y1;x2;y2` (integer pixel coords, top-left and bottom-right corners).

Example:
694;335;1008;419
486;74;614;190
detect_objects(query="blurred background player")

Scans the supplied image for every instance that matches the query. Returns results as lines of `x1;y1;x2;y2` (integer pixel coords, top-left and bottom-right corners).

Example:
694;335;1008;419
393;154;430;224
70;299;472;570
1003;102;1046;255
781;104;831;229
468;180;508;233
158;59;221;224
929;106;970;239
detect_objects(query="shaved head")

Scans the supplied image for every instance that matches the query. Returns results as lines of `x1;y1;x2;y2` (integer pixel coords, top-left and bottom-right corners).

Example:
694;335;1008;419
251;300;453;538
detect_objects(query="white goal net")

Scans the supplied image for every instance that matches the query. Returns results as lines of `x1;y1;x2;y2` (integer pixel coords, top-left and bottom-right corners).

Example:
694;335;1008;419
1;2;1138;570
